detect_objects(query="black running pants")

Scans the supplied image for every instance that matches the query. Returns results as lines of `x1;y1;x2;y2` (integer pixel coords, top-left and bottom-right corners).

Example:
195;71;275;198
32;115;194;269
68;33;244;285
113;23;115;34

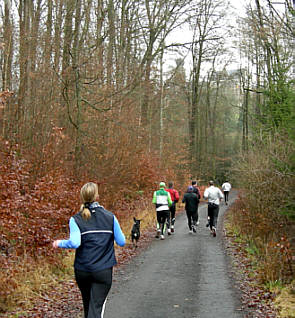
170;202;176;225
75;267;113;318
185;209;198;230
208;204;219;230
223;191;229;203
156;210;170;234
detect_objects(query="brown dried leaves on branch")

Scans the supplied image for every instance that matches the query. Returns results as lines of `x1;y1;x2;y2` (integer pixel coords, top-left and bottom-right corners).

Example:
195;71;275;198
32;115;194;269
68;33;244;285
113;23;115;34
0;135;160;315
0;139;82;312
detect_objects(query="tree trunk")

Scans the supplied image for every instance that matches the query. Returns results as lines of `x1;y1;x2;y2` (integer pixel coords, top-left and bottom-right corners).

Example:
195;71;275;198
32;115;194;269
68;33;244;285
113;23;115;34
54;0;64;71
45;0;53;68
62;0;74;79
107;0;115;87
96;0;105;84
72;0;83;172
2;1;13;91
190;41;203;174
17;0;30;139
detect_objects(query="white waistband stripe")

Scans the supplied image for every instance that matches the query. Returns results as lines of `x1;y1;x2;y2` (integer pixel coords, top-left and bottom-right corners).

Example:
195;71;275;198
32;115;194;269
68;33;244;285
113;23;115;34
81;230;113;235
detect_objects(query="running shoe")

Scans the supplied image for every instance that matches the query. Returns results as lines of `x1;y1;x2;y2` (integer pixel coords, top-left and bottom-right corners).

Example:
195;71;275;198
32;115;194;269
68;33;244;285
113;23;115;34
160;235;165;240
192;225;197;233
206;216;210;227
155;229;161;238
212;227;216;237
189;230;193;234
171;226;175;233
167;228;172;235
196;220;200;225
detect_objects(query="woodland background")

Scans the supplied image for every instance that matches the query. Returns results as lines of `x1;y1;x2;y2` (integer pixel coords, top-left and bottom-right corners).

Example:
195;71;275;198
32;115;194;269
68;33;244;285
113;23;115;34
0;0;294;316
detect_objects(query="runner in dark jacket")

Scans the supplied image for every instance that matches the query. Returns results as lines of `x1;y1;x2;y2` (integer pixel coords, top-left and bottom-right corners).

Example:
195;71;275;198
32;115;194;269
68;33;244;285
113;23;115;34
182;186;199;233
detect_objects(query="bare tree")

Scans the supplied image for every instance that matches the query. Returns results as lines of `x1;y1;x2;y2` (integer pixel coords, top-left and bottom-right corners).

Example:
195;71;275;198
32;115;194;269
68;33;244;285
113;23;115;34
188;0;230;174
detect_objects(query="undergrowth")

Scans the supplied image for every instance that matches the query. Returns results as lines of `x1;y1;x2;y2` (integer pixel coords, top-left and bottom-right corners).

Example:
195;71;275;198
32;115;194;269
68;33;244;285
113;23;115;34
0;252;73;313
0;201;156;315
225;201;295;318
274;280;295;317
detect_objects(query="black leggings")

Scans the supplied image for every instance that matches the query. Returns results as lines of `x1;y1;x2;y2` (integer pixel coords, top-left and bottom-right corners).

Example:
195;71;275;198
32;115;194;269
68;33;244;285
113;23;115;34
186;209;198;230
208;204;219;230
157;210;170;234
170;202;176;225
224;191;229;202
75;267;113;318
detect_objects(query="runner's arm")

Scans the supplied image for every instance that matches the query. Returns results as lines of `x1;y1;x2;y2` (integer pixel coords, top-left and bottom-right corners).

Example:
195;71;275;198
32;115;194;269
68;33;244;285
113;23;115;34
114;215;126;247
152;191;157;204
57;217;81;249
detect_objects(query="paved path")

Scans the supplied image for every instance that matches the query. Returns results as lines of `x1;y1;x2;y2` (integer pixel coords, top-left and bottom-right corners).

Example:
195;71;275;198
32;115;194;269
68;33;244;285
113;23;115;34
105;191;244;318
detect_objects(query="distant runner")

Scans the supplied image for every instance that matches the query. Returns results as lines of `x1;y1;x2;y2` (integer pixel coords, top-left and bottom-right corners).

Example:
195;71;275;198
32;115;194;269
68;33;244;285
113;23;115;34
165;181;180;233
203;180;224;237
152;182;172;240
182;186;199;234
222;181;231;205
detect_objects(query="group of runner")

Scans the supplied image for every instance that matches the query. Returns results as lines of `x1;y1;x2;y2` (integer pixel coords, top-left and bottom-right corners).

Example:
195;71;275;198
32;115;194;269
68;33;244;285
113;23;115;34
152;180;231;239
52;180;232;318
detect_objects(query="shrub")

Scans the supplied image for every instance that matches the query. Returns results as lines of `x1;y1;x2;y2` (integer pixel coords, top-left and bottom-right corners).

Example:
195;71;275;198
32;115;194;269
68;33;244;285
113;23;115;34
231;132;294;283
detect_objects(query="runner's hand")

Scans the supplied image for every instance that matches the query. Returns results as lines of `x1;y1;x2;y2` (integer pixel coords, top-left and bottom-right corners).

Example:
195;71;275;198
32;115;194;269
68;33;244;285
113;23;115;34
52;240;61;248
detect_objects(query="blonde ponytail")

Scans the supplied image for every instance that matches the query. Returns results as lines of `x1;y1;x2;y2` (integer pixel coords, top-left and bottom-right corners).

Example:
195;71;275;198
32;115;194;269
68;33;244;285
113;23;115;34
80;182;99;220
80;204;91;220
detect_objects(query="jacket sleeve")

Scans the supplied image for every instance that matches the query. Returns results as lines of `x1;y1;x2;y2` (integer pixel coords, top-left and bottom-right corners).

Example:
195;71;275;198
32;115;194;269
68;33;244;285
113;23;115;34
58;217;81;249
113;216;125;247
152;191;157;204
167;192;172;206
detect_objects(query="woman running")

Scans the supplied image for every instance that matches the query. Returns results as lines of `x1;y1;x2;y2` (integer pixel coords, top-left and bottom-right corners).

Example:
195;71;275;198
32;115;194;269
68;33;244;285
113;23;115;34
53;182;125;318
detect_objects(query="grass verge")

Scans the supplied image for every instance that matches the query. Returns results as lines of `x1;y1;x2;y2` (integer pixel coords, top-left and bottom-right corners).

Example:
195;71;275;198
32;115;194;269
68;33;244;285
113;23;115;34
0;251;74;315
224;203;295;318
274;280;295;317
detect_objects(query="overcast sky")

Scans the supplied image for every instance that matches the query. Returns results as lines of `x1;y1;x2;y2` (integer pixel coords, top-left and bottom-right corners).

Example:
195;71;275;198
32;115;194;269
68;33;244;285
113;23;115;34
165;0;249;76
165;0;289;77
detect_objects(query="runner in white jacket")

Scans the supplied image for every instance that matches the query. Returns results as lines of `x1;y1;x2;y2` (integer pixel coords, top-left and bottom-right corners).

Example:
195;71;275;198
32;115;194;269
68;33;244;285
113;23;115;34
203;181;224;237
221;181;231;205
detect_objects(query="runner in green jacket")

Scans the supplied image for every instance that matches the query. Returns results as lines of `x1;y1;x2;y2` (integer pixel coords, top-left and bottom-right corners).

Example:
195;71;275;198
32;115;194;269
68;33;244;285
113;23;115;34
152;182;172;240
